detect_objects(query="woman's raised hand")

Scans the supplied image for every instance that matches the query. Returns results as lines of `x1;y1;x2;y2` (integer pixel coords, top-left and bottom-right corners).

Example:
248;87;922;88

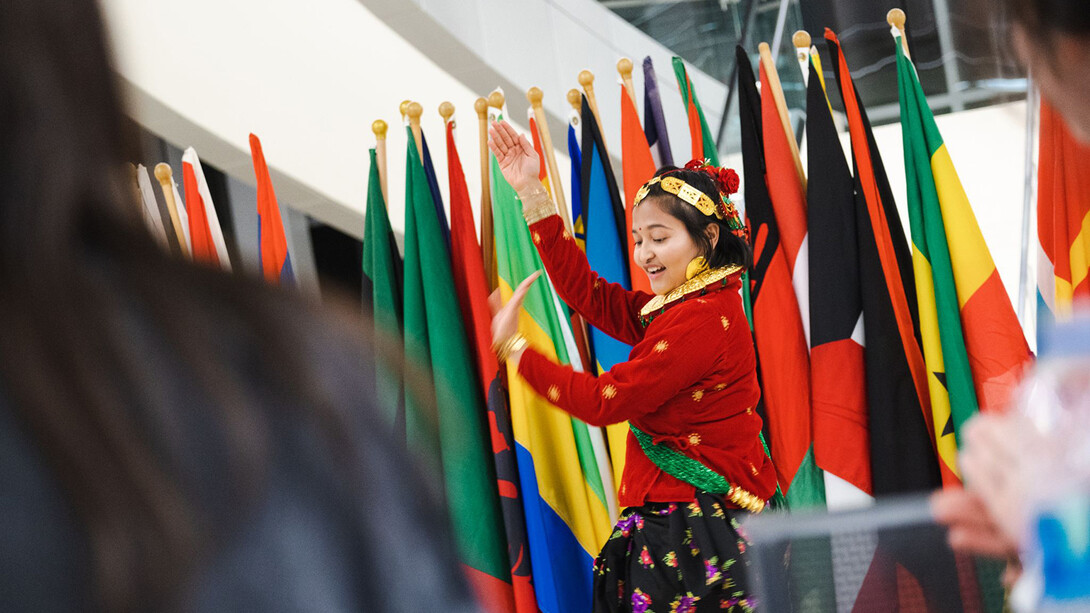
487;120;540;195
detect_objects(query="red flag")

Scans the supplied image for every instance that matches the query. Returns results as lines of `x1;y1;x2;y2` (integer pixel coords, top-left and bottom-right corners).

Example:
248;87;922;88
446;121;537;613
181;148;231;270
249;133;294;285
619;88;656;294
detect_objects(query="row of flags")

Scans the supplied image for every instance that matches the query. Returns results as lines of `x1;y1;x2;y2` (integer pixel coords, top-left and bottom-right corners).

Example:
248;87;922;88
355;25;1038;606
140;23;1084;613
134;136;292;284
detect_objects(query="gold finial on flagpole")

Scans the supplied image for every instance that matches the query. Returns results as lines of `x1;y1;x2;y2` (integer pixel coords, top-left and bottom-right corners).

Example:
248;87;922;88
407;101;424;155
577;69;608;155
887;8;911;59
793;30;811;60
567;88;581;111
372;119;388;139
617;58;637;105
526;87;573;233
153;162;189;258
438;101;454;124
487;90;505;111
372;120;389;203
399;99;411;119
793;30;812;82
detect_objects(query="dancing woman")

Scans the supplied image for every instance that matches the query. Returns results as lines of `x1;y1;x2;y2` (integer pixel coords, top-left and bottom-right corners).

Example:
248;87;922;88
488;119;779;612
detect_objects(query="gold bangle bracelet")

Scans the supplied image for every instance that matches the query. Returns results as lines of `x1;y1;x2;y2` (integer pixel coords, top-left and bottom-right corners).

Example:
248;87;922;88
519;186;556;224
492;333;528;362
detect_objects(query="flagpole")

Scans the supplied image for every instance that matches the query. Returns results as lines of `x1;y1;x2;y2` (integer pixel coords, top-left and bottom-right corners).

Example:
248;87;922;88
793;31;812;86
407;102;424;158
154;163;190;258
887;9;911;60
474;97;498;292
578;70;609;158
527;87;573;234
567;88;582;117
617;58;638;106
372;119;389;205
758;42;806;190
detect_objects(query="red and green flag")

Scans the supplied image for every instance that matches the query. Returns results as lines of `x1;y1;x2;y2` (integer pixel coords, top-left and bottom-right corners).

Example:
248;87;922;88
445;118;536;613
401;126;511;606
672;57;719;165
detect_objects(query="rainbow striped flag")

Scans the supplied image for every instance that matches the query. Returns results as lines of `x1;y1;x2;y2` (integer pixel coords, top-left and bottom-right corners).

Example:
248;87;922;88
894;34;1031;483
491;142;612;613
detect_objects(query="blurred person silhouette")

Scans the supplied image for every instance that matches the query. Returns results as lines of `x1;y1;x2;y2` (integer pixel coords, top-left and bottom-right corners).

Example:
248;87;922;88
932;0;1090;589
0;1;478;611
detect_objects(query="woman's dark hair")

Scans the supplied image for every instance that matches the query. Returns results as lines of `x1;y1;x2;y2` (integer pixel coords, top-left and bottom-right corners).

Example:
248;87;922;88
1001;0;1090;40
643;166;752;271
0;1;395;609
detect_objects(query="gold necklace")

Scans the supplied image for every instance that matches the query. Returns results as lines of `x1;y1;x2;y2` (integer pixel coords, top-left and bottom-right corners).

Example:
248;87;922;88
638;264;743;319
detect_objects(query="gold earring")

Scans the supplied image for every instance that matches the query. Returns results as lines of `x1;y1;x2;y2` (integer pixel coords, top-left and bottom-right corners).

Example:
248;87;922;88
685;256;708;280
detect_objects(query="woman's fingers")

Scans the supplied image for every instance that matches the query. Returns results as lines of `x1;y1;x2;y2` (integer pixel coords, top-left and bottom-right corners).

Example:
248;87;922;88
509;271;542;309
487;125;508;156
518;133;536;158
493;120;517;150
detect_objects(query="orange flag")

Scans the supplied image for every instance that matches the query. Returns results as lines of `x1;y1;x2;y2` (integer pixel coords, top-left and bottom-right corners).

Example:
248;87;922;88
619;88;656;294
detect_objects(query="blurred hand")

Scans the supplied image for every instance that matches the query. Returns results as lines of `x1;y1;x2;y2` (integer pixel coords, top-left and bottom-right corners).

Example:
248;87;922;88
959;412;1038;546
931;488;1022;586
491;271;540;366
487;120;541;195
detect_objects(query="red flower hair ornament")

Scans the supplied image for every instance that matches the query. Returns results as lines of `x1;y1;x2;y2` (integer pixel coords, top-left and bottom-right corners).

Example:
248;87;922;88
680;159;748;240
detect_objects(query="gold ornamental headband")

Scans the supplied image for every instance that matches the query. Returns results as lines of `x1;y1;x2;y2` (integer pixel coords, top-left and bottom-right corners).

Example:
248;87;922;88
633;176;723;220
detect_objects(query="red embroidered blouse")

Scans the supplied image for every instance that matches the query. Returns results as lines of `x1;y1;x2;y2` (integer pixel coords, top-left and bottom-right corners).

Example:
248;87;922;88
516;214;778;508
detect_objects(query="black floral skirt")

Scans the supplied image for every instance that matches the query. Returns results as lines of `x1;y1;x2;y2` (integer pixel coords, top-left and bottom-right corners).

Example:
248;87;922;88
592;491;756;613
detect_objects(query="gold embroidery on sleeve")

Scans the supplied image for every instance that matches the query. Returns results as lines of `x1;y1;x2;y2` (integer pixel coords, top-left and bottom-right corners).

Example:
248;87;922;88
547;385;560;402
654;340;669;353
691;390;704;402
602;384;617;400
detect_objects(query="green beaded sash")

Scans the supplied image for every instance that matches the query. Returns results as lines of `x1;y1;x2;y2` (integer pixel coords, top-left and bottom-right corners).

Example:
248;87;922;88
630;424;786;513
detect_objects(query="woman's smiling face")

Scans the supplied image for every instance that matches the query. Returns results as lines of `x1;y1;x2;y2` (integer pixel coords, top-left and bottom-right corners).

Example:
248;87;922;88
631;197;704;295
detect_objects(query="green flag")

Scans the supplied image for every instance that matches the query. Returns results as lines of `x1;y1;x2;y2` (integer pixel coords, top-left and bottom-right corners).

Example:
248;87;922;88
401;128;511;593
361;148;403;428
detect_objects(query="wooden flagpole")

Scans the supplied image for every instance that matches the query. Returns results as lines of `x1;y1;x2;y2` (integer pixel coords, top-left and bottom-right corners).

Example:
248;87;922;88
527;87;573;233
578;69;609;158
372;119;389;204
758;42;806;191
154;163;189;258
407;102;424;157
